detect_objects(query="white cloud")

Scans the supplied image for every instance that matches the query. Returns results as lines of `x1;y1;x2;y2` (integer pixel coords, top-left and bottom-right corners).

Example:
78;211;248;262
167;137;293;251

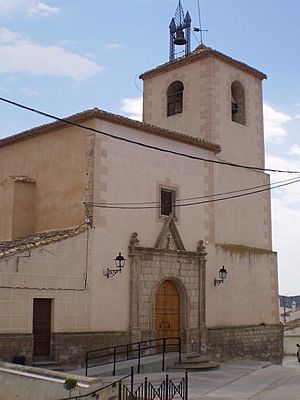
266;154;300;192
84;52;97;60
27;2;60;16
0;0;26;15
263;103;292;143
0;28;20;43
19;87;40;96
0;1;60;16
289;144;300;157
266;153;300;295
106;43;123;51
0;29;104;80
272;196;300;295
57;39;76;47
121;96;143;121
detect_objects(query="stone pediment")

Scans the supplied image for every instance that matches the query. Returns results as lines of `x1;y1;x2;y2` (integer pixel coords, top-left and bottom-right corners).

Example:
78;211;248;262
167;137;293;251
154;214;185;251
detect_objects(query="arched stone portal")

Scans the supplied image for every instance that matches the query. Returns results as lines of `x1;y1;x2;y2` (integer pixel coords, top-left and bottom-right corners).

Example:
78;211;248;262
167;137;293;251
128;220;208;354
155;280;180;339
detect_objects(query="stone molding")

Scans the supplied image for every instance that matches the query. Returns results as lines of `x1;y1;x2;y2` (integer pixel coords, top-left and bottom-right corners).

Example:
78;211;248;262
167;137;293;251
140;45;267;81
216;243;275;255
154;214;185;250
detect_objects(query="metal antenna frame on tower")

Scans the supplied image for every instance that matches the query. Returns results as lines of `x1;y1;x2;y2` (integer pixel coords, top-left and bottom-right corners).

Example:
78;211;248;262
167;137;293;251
194;0;208;45
169;0;192;61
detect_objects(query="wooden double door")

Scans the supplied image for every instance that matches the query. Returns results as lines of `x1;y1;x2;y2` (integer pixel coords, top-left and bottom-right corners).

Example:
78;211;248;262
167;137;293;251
155;280;180;340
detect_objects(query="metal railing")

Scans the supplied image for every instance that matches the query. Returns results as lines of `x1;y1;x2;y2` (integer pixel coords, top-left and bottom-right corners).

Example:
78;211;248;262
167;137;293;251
123;368;188;400
58;366;188;400
85;337;181;376
57;372;131;400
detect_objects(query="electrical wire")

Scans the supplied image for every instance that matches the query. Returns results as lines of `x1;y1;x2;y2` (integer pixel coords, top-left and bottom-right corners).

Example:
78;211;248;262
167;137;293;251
134;73;144;94
88;175;299;206
0;96;299;175
84;178;300;210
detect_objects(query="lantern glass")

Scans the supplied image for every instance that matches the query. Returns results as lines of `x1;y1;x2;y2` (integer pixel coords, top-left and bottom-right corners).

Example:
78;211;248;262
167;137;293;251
115;252;125;270
219;266;227;280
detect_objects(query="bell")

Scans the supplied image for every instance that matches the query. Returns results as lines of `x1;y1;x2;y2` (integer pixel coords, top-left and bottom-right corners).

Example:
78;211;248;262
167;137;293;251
231;98;239;114
174;30;187;45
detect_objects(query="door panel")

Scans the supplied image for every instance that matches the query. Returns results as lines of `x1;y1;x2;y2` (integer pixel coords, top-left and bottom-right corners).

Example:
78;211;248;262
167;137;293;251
33;299;52;358
155;280;180;341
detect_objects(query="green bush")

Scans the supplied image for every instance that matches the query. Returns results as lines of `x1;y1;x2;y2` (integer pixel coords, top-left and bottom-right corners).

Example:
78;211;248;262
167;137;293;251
64;378;77;391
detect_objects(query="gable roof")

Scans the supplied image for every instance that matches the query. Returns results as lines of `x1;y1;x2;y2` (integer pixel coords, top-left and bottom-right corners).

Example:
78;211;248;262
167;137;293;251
0;107;221;154
140;45;267;81
0;226;87;260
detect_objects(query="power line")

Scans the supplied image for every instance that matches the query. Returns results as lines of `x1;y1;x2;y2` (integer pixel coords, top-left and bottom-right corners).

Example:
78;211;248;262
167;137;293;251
88;176;299;206
0;95;299;174
84;177;300;210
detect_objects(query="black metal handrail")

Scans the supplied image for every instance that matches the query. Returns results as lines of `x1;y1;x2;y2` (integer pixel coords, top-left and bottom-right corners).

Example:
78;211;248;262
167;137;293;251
57;372;131;400
85;337;181;376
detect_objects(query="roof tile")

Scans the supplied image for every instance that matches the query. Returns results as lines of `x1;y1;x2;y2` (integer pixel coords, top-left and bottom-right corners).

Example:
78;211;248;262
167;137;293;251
0;226;87;260
0;108;221;154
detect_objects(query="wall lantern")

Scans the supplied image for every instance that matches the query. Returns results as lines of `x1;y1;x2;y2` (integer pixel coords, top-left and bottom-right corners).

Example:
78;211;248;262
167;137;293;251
103;252;126;279
214;266;228;286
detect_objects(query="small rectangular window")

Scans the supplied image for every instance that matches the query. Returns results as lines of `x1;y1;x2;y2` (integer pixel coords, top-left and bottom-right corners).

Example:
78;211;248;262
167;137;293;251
160;189;175;216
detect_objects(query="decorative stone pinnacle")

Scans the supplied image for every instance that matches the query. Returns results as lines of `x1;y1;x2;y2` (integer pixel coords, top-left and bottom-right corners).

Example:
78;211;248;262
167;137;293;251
197;240;207;254
129;232;140;250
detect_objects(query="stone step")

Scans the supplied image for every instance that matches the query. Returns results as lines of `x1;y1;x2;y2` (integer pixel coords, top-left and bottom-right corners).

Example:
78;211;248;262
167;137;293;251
32;360;65;372
184;353;212;363
173;360;220;371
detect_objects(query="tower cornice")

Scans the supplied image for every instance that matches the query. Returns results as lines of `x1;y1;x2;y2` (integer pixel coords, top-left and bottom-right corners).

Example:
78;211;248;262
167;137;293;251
140;45;267;81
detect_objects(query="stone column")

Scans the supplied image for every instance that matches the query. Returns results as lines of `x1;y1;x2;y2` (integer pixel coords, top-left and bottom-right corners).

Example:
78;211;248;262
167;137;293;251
197;240;207;355
128;233;142;343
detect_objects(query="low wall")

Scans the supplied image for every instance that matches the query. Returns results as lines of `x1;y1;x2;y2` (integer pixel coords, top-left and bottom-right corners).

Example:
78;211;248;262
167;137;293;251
0;326;283;367
0;362;117;400
0;333;33;364
0;331;130;367
284;335;299;355
207;324;283;364
52;331;130;366
283;323;300;355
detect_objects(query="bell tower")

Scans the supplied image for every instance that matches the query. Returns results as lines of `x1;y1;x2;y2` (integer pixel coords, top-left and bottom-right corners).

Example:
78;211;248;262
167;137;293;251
140;4;267;169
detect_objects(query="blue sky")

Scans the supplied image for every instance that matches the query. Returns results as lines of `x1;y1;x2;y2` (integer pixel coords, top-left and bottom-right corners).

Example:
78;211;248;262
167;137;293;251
0;0;299;295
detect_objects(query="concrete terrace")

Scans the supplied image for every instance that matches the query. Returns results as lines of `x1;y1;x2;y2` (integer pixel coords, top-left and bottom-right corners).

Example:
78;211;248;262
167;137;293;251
69;356;300;400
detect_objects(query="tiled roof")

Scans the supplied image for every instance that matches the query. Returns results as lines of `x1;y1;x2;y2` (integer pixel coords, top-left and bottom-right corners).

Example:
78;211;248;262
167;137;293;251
140;44;267;81
285;318;300;331
0;108;221;154
0;226;87;260
281;307;300;317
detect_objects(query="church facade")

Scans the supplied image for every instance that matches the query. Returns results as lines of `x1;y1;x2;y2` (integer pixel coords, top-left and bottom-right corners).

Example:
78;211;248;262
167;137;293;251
0;42;282;364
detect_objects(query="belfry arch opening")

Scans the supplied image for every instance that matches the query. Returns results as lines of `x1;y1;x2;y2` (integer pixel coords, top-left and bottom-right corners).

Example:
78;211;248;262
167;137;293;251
167;81;184;117
231;81;246;125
